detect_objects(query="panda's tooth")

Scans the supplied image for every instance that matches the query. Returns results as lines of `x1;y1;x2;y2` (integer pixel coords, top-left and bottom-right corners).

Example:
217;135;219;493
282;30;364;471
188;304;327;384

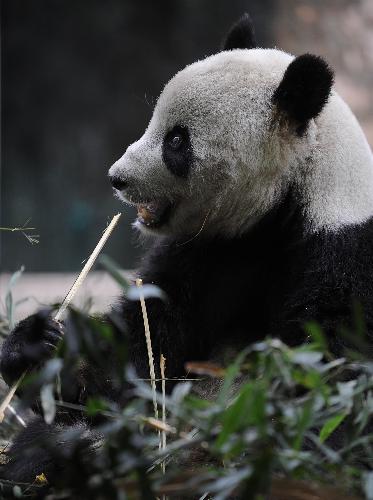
137;203;157;224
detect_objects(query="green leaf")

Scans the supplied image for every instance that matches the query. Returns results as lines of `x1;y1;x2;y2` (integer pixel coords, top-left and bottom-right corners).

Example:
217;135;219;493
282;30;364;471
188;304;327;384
5;266;25;329
363;471;373;500
171;382;192;406
215;383;266;449
100;255;166;303
293;398;315;450
206;467;252;500
26;358;64;390
292;369;322;389
86;397;108;417
304;322;328;353
185;395;212;410
12;485;22;498
99;254;130;291
91;319;114;342
217;347;250;407
319;413;346;443
292;351;323;367
41;383;56;424
127;283;166;301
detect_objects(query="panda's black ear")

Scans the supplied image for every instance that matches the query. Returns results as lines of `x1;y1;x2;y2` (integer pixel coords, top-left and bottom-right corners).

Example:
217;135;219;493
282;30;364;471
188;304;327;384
222;13;257;51
272;54;334;132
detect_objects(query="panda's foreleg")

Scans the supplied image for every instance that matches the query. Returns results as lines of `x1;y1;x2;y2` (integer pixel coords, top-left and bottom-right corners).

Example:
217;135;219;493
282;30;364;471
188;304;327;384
0;310;123;418
0;294;191;417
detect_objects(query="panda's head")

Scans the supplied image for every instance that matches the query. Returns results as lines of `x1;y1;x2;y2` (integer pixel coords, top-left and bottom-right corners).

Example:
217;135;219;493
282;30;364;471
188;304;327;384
109;14;373;238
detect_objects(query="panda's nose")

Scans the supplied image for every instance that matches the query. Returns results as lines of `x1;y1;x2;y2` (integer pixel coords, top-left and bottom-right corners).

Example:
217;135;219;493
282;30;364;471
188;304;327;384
109;175;127;191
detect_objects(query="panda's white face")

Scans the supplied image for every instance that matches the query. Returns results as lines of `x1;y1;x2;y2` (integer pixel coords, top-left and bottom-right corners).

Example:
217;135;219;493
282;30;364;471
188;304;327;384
109;28;373;238
110;49;301;238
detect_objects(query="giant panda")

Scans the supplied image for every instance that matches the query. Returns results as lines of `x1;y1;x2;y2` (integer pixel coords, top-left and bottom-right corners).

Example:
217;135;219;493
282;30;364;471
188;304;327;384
2;13;373;484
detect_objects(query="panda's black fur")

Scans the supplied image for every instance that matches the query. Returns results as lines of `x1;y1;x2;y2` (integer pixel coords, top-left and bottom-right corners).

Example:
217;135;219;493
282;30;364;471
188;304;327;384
125;185;373;380
222;13;257;51
2;13;373;485
273;53;334;134
162;125;194;178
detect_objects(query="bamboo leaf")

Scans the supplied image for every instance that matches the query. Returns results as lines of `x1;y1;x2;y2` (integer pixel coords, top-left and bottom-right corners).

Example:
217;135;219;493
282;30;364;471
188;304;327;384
99;254;130;291
41;383;56;424
319;413;346;443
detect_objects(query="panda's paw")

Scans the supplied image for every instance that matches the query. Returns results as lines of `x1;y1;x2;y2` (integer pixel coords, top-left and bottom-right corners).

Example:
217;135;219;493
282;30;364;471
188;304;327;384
0;310;64;387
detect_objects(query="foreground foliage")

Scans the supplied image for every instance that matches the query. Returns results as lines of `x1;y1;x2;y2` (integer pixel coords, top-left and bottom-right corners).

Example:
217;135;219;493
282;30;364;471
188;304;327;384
0;269;373;499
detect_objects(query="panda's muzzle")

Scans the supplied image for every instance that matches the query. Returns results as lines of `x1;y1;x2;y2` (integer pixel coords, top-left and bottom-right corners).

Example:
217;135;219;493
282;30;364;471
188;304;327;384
109;174;174;228
136;200;173;228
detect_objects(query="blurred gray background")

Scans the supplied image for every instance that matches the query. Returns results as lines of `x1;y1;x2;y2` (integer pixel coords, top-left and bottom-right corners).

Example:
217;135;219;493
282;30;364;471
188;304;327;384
1;0;373;276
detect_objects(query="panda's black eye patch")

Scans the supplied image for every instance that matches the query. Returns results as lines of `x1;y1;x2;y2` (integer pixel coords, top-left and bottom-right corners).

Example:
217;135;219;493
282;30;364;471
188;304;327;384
168;133;183;150
163;125;193;178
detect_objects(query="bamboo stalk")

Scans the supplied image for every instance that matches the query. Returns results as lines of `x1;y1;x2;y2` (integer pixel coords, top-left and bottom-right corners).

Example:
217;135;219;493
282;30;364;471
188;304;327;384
0;373;25;423
0;213;122;424
160;354;167;460
136;278;159;422
0;227;35;232
55;213;121;321
7;403;27;428
160;353;167;500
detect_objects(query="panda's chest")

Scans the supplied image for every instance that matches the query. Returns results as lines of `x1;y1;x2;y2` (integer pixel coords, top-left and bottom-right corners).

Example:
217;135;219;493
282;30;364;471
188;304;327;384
190;236;283;342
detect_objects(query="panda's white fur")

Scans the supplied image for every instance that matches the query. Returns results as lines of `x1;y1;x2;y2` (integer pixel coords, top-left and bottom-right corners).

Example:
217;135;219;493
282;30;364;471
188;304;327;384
298;92;373;230
110;48;373;237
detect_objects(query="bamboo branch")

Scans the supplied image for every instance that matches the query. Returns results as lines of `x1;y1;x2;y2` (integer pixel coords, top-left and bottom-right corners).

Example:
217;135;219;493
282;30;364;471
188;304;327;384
0;227;35;232
160;354;167;479
55;213;121;321
0;373;25;424
136;278;159;423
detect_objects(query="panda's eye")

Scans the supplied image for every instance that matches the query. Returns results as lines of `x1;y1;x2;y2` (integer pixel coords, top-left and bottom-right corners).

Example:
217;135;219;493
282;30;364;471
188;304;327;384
168;134;183;150
163;125;193;178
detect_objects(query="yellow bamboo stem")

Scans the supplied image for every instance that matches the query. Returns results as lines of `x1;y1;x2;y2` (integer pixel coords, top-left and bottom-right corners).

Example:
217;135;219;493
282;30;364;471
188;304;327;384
160;354;167;476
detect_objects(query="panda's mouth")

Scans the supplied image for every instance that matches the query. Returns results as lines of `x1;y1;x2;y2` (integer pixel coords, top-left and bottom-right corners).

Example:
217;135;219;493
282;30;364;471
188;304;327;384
136;200;174;228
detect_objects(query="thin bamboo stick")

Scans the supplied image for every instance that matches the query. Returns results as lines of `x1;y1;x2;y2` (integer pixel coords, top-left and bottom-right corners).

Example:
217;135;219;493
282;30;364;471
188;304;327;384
55;213;121;321
160;354;167;477
136;278;159;422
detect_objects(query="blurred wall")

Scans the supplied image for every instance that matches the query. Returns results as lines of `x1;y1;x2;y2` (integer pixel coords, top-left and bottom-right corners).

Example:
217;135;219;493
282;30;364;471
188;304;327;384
1;0;273;272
